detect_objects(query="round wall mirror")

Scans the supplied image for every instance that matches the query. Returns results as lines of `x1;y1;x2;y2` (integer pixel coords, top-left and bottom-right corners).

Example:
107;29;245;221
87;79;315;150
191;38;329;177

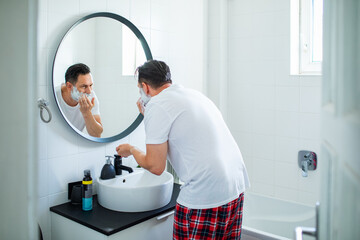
52;12;152;142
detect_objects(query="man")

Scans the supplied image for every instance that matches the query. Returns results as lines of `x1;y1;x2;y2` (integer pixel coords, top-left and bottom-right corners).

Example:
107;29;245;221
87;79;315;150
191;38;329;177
56;63;103;137
116;60;249;239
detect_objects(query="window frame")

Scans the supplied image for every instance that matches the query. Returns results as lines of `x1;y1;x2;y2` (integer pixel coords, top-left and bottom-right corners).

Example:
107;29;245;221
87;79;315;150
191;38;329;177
291;0;323;76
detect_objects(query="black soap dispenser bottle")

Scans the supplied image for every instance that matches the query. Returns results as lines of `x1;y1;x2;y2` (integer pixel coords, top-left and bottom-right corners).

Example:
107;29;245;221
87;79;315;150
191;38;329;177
100;156;116;180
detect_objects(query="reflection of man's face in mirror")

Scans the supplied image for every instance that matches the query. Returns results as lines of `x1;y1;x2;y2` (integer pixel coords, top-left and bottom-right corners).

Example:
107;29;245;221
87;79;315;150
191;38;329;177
58;63;103;137
73;73;93;94
66;73;94;104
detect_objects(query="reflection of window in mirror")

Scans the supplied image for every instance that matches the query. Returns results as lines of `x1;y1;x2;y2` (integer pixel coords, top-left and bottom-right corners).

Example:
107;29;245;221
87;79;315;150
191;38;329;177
122;26;147;76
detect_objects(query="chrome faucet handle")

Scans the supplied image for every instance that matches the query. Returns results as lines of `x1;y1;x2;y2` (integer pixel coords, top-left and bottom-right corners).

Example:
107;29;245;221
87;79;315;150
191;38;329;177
298;150;317;177
301;161;309;177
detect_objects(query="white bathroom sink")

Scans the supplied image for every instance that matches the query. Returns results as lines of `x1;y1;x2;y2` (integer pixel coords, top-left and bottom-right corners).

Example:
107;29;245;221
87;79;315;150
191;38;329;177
97;169;174;212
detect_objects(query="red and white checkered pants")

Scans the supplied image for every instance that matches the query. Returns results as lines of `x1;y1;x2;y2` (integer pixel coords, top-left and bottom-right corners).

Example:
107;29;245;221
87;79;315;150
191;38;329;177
173;193;244;240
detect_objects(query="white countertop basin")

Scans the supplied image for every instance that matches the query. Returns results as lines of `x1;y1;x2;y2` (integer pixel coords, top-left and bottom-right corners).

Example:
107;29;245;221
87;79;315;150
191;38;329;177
97;169;174;212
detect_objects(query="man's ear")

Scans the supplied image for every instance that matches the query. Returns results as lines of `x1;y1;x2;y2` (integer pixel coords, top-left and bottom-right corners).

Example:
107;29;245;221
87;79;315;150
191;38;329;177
142;82;150;95
65;82;73;89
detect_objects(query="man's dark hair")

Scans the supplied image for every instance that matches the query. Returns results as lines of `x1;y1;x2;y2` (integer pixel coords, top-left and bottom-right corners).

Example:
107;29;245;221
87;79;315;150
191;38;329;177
65;63;91;85
136;60;172;89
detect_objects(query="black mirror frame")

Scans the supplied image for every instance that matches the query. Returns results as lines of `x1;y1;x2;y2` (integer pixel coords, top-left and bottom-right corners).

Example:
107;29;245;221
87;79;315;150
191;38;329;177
52;12;152;143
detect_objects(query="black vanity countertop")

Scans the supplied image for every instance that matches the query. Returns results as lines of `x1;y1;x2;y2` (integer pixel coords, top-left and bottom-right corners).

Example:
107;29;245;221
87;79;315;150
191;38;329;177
50;183;181;236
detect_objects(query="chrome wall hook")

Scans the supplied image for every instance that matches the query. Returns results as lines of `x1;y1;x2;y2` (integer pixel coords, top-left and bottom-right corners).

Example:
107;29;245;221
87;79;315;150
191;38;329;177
38;98;52;123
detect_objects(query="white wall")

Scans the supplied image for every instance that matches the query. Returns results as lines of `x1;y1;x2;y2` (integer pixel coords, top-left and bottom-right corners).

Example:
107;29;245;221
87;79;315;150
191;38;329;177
208;0;322;206
37;0;205;239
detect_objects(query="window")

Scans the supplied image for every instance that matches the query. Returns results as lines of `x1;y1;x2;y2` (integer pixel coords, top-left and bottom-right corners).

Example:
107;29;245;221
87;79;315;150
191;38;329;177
291;0;323;75
122;26;147;76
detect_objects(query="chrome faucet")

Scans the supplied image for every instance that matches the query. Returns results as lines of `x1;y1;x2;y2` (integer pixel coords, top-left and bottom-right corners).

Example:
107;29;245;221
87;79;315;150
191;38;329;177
298;151;317;177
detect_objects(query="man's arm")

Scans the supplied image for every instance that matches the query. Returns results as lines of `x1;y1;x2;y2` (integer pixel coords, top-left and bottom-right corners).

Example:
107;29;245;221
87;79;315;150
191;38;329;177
116;142;168;176
79;96;103;137
83;113;103;137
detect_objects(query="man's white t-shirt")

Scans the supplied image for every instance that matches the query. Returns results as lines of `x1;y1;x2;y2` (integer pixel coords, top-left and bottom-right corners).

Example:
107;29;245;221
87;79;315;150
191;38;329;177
144;84;250;209
55;85;100;131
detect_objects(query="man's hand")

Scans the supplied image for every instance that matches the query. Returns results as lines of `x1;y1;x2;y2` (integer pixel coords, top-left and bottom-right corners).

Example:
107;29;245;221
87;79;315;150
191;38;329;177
137;98;145;115
116;144;133;157
115;142;168;176
79;94;94;114
79;94;103;137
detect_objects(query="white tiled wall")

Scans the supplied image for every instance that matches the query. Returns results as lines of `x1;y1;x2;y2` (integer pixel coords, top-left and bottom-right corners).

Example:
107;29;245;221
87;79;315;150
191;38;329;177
37;0;321;237
36;1;205;239
208;0;322;206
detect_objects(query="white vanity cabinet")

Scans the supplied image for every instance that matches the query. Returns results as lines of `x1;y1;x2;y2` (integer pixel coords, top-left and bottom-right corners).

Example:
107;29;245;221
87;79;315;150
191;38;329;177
51;210;174;240
50;184;180;239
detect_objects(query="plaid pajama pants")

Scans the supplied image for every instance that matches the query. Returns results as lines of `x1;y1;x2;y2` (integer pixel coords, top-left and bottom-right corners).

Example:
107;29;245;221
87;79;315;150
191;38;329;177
173;193;244;240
